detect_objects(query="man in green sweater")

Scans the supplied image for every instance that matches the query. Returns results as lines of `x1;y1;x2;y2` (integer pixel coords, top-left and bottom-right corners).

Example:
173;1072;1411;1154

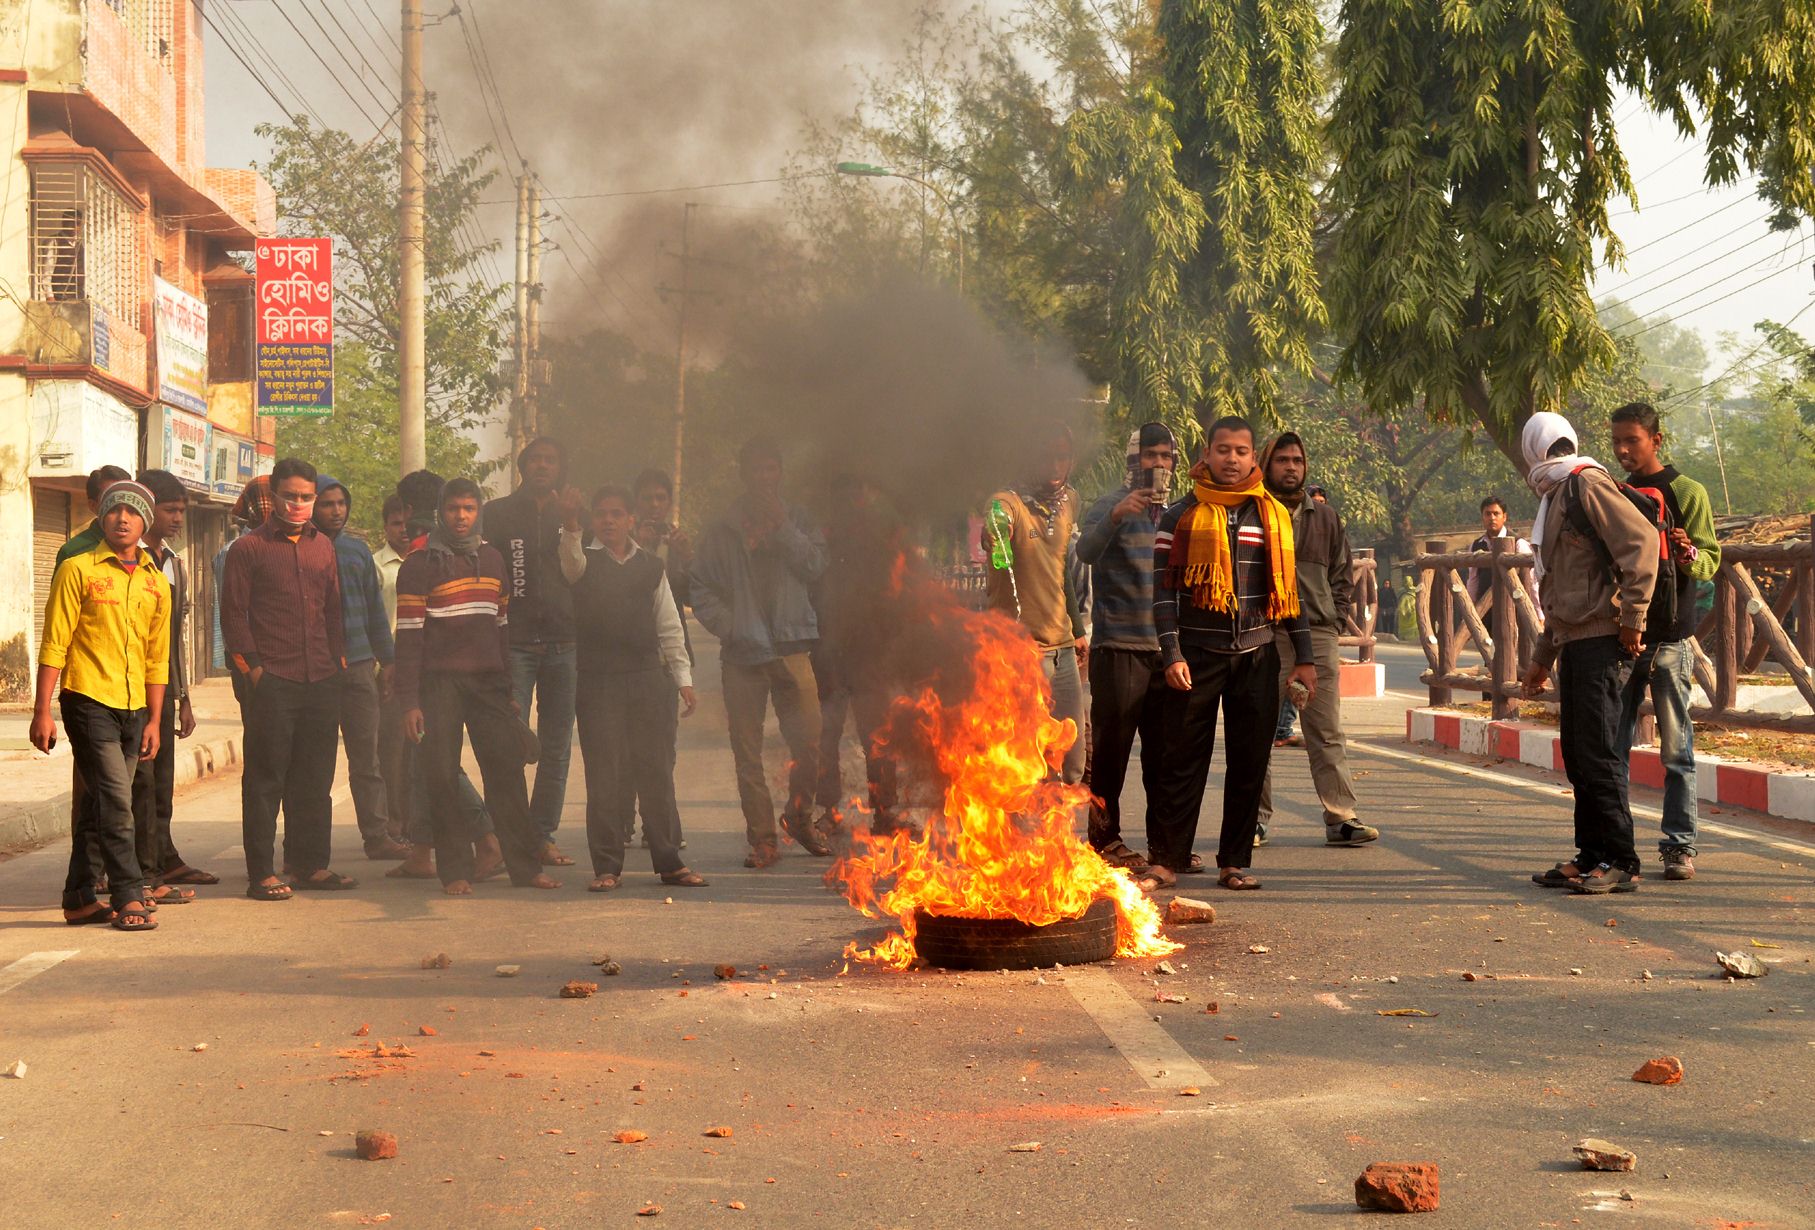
1608;401;1722;881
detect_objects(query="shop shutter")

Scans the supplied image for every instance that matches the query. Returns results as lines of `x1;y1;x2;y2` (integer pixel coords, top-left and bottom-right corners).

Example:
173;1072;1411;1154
31;486;73;652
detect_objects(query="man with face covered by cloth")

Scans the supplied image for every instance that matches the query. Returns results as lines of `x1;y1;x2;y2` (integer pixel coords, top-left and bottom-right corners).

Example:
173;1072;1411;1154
1253;432;1378;849
1076;422;1178;887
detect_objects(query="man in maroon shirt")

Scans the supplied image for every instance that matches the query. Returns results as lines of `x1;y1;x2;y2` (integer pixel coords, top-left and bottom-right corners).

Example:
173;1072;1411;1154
221;457;357;900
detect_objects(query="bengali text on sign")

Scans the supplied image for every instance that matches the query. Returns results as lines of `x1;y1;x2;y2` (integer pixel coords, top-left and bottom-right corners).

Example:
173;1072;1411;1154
256;237;334;417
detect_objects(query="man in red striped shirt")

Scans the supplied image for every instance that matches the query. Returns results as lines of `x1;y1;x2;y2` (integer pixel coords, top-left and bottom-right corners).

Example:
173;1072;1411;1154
395;478;555;895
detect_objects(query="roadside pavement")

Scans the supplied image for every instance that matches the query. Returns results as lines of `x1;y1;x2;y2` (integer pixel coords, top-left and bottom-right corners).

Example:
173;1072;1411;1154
0;638;1808;1227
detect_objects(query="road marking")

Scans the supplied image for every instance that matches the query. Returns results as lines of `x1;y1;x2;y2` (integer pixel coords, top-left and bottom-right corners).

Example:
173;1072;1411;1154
1063;965;1216;1090
0;951;78;996
1354;740;1815;859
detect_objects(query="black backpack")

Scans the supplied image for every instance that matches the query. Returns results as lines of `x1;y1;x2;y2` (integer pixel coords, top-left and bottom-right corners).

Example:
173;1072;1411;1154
1563;466;1677;643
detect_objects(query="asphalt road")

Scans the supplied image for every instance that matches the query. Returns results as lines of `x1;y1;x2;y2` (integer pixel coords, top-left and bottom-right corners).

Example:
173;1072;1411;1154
0;639;1809;1228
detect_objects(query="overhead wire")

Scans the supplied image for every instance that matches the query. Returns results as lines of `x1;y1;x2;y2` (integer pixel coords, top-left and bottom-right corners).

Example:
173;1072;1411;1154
1614;232;1809;341
1660;296;1815;406
267;0;395;133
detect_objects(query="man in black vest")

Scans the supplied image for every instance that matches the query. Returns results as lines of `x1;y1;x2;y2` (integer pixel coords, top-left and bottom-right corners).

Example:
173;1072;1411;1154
559;485;707;892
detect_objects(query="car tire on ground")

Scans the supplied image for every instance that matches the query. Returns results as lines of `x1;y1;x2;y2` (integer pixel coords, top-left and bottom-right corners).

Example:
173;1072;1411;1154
911;896;1117;970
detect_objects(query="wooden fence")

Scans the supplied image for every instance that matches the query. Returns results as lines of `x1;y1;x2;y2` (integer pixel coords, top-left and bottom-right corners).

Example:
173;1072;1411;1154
1413;517;1815;731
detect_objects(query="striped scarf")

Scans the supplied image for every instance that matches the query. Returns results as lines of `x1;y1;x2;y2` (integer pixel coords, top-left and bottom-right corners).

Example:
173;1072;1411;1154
1165;460;1300;619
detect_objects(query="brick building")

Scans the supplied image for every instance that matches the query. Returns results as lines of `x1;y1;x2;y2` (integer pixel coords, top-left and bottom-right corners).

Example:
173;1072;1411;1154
0;0;276;696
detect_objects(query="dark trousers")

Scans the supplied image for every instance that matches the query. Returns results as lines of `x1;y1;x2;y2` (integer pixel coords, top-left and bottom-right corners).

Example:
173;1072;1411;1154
419;671;541;886
131;695;183;881
813;649;898;818
61;692;147;910
338;661;391;843
378;688;411;841
1086;647;1169;853
241;673;342;882
1558;636;1640;874
1147;640;1278;871
576;668;684;877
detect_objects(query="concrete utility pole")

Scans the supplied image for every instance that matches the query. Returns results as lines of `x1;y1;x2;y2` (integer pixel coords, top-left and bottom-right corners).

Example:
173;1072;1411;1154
510;171;531;484
398;0;427;475
525;178;542;442
668;202;696;520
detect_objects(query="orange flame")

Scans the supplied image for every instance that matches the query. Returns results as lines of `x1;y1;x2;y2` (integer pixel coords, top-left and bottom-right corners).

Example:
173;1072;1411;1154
833;601;1180;969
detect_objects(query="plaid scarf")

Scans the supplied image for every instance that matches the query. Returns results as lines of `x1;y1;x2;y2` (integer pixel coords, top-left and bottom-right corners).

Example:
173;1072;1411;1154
1165;459;1299;618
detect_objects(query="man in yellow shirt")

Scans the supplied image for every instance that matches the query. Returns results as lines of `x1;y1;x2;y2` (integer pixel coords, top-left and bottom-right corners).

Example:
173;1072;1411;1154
31;481;171;932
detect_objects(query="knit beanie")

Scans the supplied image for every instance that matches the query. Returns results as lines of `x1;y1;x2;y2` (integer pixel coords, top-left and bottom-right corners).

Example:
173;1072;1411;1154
98;480;155;527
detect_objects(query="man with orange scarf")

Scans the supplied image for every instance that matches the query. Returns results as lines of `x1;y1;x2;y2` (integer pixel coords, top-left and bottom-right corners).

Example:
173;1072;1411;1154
1149;416;1317;890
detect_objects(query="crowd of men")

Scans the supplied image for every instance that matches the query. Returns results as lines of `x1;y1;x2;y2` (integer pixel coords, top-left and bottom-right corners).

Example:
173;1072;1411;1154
29;399;1722;932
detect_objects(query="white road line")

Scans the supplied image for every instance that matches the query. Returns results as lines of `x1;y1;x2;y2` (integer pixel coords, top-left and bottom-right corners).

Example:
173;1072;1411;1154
1063;965;1216;1090
1354;739;1815;859
0;951;78;996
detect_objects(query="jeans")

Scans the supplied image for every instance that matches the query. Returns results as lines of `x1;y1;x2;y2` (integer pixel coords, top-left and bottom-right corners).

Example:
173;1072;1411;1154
338;661;391;844
1148;640;1278;871
241;673;342;882
1041;646;1087;784
60;692;147;910
131;694;184;881
1274;700;1297;742
1258;625;1360;829
1558;636;1639;874
576;668;684;877
1617;639;1698;856
722;653;821;846
420;671;542;886
508;643;577;841
1085;648;1168;852
812;648;898;818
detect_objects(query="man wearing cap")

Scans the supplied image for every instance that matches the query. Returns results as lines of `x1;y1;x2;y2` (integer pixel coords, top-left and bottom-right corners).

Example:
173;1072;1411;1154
221;457;356;900
314;475;407;860
32;480;171;931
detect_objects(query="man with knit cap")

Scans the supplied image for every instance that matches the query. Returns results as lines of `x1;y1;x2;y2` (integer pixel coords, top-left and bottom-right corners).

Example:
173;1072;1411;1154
314;475;407;860
222;457;355;900
1254;432;1378;848
1519;411;1659;895
1077;422;1176;884
33;479;171;931
394;478;554;895
1149;416;1318;889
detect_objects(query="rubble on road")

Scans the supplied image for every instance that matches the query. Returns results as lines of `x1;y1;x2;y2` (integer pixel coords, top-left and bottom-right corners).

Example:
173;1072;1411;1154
1574;1138;1637;1172
495;965;520;977
1354;1162;1439;1213
1165;897;1216;925
3;1059;24;1079
560;981;598;999
419;953;452;970
1632;1056;1684;1086
1715;950;1768;979
355;1130;398;1161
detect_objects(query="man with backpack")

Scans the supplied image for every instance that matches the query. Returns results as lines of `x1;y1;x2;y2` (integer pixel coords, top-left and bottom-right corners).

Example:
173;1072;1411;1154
1608;401;1721;881
1519;412;1659;895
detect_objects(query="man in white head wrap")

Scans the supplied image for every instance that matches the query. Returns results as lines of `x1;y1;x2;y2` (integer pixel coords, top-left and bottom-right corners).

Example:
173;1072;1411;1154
1517;411;1660;896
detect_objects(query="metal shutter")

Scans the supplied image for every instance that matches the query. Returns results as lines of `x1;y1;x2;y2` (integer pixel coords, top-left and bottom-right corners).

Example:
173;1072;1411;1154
31;486;73;652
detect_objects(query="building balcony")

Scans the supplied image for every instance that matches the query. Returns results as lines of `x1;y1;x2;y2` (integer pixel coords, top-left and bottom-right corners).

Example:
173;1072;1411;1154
14;299;150;393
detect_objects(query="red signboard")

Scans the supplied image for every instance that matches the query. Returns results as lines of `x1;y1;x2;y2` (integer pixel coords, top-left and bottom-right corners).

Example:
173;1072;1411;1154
255;237;334;416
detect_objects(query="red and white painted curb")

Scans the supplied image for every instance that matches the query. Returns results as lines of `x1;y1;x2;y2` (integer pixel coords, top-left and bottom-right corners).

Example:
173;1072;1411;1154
1405;708;1815;825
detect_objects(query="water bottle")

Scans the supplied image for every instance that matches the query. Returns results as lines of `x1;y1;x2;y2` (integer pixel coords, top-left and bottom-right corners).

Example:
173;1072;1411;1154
986;498;1015;571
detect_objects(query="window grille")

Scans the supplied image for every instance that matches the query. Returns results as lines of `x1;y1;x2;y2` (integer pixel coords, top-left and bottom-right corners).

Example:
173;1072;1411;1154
100;0;175;70
29;164;144;331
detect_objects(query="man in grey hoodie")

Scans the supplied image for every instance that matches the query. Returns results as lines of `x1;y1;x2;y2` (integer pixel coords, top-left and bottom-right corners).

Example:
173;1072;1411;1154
690;437;828;868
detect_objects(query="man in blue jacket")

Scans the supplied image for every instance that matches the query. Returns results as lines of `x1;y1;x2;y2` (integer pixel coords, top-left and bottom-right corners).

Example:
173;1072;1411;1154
314;475;406;859
690;437;827;868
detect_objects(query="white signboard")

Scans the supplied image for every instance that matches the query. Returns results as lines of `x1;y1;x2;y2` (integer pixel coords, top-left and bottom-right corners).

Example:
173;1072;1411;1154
161;405;211;493
154;277;208;416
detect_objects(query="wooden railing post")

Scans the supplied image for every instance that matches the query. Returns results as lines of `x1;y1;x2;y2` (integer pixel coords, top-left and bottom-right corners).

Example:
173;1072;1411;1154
1354;548;1377;663
1713;569;1738;714
1800;515;1815;671
1489;537;1517;720
1428;539;1454;707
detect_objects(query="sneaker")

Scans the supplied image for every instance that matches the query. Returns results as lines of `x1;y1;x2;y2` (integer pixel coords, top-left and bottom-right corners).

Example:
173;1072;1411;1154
1570;862;1641;894
1253;824;1270;847
744;842;780;869
1662;850;1696;881
1325;821;1380;847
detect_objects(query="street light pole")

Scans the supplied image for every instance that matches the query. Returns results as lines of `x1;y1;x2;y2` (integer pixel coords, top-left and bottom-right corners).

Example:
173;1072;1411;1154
835;161;964;296
398;0;426;475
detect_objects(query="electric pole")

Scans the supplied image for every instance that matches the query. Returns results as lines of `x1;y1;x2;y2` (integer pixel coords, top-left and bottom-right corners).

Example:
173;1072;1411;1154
525;178;542;442
665;202;697;520
510;171;530;483
398;0;426;475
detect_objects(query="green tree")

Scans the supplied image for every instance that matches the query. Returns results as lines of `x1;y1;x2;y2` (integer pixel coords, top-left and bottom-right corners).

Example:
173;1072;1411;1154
1324;1;1815;471
254;120;508;533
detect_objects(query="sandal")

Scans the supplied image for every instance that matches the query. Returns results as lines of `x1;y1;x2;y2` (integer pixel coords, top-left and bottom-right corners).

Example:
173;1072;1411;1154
147;884;195;906
1570;863;1640;895
660;869;709;888
1098;841;1149;871
159;865;219;885
1217;869;1262;891
245;881;295;901
293;871;359;891
1182;854;1208;874
539;843;576;867
1134;865;1177;893
63;902;117;926
588;875;621;893
111;903;158;931
1531;861;1583;888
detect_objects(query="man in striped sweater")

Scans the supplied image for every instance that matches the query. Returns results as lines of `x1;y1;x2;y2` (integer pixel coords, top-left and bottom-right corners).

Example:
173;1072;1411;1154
394;479;555;895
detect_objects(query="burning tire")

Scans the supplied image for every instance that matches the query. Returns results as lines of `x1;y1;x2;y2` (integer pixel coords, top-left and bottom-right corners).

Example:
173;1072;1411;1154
911;897;1117;971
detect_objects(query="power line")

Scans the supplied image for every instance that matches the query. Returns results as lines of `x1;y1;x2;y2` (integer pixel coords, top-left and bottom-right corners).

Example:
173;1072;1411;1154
1608;176;1758;219
1615;234;1809;340
1602;228;1788;308
327;0;400;76
205;2;332;131
1618;196;1768;260
479;172;826;207
299;0;399;89
456;1;525;168
356;0;403;55
453;6;512;166
268;0;394;133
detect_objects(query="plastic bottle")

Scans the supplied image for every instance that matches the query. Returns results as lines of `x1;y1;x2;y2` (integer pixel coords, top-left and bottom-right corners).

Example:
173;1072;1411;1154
986;498;1015;571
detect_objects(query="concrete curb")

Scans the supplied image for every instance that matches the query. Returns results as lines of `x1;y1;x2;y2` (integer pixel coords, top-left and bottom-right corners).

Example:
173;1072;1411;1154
1405;707;1815;825
0;732;242;854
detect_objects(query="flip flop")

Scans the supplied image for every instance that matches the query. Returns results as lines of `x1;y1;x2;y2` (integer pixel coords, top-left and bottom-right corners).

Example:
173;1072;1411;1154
159;866;220;885
246;881;294;901
539;845;576;867
293;871;359;891
147;885;195;905
111;903;158;931
1217;869;1262;891
588;875;621;893
1098;841;1149;871
63;903;117;926
659;869;709;888
1134;865;1177;893
1182;854;1208;874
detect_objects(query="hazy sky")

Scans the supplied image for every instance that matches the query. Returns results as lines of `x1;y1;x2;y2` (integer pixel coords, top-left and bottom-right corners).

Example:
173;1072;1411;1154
204;2;1815;391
